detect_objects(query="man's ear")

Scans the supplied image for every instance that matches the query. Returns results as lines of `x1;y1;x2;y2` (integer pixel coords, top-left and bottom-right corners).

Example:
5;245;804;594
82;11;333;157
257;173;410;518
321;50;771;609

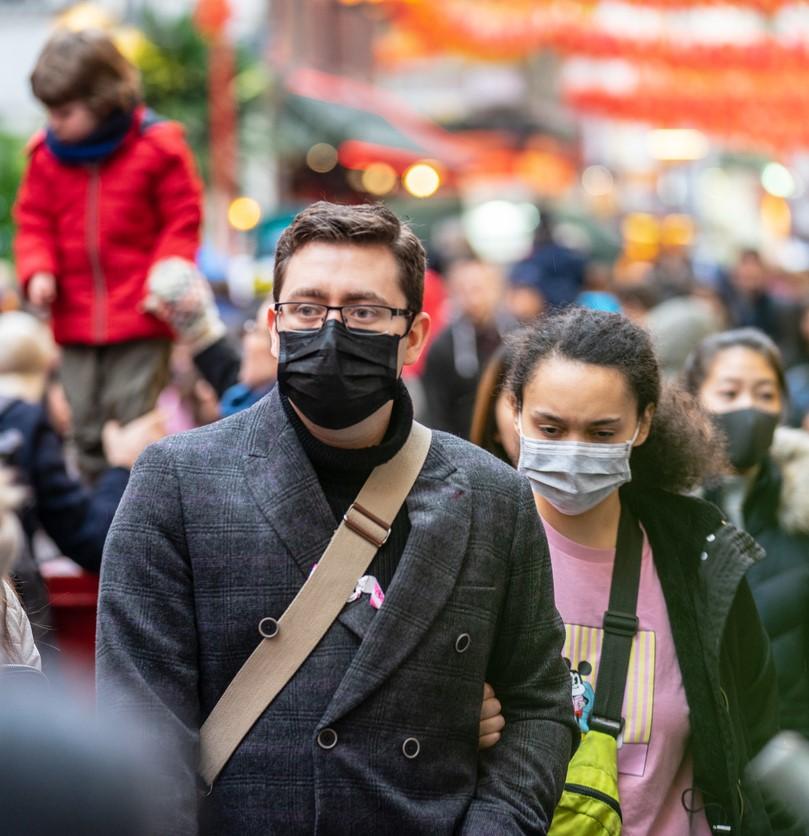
402;311;431;367
268;306;280;360
635;403;656;446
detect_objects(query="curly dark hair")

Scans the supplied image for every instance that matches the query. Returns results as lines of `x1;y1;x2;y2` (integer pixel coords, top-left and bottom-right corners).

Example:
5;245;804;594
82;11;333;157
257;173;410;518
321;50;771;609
506;307;725;493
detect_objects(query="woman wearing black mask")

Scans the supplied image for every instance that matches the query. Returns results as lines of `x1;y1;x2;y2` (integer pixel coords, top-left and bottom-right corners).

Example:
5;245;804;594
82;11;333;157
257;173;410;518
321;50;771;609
684;328;809;740
498;308;781;834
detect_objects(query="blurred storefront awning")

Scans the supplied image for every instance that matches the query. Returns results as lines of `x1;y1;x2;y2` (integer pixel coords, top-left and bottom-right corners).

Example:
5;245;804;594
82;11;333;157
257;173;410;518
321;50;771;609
278;67;476;173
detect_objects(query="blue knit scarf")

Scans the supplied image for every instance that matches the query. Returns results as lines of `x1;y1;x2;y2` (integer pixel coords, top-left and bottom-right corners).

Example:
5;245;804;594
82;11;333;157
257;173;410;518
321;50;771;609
45;108;134;165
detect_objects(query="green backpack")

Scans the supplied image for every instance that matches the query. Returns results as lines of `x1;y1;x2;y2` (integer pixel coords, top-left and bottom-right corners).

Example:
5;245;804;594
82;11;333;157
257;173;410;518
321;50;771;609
549;505;643;836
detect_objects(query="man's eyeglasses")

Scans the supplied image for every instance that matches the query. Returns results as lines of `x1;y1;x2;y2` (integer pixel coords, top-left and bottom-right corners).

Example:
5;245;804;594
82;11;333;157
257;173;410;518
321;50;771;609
275;302;415;335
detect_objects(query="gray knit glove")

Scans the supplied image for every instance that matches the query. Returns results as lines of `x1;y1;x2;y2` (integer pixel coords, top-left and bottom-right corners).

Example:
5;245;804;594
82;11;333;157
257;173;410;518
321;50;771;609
144;258;226;354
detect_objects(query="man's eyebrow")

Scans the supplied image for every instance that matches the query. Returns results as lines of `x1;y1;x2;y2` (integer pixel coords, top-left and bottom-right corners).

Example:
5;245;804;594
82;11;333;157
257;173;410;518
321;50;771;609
285;287;329;301
588;417;622;427
340;291;393;306
283;288;394;306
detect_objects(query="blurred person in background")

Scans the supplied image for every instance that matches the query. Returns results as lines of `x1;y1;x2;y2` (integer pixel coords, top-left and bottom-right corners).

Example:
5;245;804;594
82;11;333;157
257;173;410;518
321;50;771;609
1;685;161;836
13;29;203;481
0;311;164;666
421;258;514;438
509;209;586;309
575;260;622;314
719;250;803;367
505;277;545;324
646;289;724;380
0;469;39;670
785;300;809;429
468;342;519;465
684;328;809;739
502;308;780;834
218;300;277;418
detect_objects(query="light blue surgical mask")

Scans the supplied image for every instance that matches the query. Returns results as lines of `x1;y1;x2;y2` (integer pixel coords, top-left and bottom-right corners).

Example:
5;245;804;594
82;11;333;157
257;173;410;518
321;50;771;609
517;422;640;516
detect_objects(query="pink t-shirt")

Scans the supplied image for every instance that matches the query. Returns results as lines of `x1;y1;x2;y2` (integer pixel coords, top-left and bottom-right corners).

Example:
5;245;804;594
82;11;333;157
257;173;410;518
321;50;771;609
543;518;712;836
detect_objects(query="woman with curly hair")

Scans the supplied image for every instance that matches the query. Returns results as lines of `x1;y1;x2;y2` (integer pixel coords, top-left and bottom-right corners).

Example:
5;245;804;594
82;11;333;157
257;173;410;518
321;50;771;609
500;308;780;834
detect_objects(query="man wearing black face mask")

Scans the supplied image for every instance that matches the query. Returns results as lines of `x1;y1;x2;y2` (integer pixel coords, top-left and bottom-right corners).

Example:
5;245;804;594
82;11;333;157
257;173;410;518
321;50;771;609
96;201;576;835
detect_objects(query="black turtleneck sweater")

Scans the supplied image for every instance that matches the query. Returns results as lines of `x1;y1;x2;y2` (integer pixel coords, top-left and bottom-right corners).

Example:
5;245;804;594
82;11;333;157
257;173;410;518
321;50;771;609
281;383;413;590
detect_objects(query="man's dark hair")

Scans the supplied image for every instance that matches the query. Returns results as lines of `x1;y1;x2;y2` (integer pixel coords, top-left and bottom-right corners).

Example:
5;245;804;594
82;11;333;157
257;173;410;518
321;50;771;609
506;306;725;493
31;29;141;118
273;202;426;313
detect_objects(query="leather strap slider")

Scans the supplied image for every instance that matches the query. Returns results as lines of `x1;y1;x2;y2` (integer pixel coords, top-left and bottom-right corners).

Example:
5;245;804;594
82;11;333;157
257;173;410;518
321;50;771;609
343;502;391;548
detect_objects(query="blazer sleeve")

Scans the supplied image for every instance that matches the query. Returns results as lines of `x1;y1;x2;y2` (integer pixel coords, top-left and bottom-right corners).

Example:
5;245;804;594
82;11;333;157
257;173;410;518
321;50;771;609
13;152;58;289
461;478;576;834
96;441;199;835
148;127;203;266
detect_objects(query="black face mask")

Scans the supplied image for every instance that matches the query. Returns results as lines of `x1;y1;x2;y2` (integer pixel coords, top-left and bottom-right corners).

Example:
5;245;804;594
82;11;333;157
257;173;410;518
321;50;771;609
711;408;779;471
278;319;401;429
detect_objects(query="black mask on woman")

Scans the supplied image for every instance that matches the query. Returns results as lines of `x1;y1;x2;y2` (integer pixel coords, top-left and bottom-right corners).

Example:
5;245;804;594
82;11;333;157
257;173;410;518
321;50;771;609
278;319;401;429
711;408;779;471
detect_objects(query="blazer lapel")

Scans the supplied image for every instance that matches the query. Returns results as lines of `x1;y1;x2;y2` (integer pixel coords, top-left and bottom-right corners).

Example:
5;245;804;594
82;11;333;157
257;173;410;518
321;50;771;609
321;441;472;726
241;390;336;580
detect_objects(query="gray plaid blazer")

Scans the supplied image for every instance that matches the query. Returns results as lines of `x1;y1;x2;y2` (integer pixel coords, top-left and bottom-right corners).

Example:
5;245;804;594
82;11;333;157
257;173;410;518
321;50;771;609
96;389;575;835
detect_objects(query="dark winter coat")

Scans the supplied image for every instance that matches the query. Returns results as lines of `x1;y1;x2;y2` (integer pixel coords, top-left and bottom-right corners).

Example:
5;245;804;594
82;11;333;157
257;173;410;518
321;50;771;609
13;106;202;346
0;397;127;573
726;429;809;740
623;483;783;835
96;388;577;835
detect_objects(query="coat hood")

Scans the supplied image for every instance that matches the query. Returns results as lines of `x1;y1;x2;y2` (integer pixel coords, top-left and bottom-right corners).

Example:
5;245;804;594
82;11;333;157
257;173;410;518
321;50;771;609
770;426;809;535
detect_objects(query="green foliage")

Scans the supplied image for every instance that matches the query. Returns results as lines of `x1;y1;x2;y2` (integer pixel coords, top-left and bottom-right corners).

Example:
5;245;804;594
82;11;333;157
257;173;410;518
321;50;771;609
0;132;26;261
134;10;271;182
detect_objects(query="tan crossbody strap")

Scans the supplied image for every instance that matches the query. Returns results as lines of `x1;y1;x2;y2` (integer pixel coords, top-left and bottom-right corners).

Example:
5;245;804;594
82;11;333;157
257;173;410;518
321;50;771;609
198;421;432;788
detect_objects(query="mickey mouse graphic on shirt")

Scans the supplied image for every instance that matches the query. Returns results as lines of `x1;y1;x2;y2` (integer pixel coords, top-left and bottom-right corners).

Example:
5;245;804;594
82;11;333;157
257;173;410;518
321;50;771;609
565;657;595;733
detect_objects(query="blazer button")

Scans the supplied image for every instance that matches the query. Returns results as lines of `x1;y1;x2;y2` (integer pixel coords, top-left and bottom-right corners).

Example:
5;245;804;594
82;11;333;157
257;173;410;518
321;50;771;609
455;633;471;653
402;737;421;759
258;617;279;638
317;728;338;750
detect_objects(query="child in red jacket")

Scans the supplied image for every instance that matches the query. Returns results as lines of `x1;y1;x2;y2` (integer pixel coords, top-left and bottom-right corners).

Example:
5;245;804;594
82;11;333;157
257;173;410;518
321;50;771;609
14;28;205;479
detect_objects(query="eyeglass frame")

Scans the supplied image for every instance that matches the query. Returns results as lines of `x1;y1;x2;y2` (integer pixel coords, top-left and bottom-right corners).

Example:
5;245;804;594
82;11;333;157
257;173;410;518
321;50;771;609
274;301;417;335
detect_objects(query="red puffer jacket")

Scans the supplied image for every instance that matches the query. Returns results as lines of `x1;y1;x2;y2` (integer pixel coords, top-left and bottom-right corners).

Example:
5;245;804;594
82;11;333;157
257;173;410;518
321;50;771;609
13;106;202;346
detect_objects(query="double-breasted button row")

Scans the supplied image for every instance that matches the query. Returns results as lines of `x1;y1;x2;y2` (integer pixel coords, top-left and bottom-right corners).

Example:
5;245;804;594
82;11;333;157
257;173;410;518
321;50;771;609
316;729;421;759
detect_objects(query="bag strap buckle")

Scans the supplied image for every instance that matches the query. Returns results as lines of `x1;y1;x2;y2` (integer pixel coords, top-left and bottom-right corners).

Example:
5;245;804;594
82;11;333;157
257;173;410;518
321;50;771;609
343;502;391;548
603;610;639;638
587;715;624;738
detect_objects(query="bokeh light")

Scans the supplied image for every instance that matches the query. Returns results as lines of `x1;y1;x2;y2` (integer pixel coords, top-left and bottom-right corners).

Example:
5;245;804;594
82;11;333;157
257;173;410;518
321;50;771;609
761;162;796;199
228;197;262;232
581;165;614;197
402;162;441;198
361;162;398;196
306;143;339;174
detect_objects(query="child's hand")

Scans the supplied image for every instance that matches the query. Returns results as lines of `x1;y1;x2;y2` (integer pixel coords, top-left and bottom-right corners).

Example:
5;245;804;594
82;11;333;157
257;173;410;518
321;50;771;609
28;273;56;307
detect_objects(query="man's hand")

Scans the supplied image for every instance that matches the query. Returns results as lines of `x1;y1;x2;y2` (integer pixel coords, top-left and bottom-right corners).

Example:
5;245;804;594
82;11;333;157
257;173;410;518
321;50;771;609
479;681;505;750
103;410;167;470
28;272;56;307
